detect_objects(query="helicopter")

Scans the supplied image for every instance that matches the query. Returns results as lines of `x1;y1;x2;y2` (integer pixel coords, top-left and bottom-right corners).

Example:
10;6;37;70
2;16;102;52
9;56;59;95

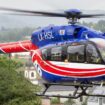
0;7;105;98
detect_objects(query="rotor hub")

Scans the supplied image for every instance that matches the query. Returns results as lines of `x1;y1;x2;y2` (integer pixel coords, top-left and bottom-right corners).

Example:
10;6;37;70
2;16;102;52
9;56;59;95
65;9;82;18
65;9;82;24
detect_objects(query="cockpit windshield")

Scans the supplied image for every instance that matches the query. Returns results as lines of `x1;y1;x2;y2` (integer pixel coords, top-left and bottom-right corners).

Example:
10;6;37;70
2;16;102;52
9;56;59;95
41;38;105;64
91;38;105;62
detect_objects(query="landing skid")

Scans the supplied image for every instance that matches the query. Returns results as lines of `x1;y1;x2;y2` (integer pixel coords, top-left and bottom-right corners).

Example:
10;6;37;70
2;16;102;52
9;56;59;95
36;82;105;99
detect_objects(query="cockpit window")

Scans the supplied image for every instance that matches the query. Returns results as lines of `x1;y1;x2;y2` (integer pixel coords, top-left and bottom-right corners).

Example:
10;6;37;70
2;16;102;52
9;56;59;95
42;49;48;60
94;40;105;63
41;41;104;64
67;44;85;63
86;44;101;64
51;46;62;61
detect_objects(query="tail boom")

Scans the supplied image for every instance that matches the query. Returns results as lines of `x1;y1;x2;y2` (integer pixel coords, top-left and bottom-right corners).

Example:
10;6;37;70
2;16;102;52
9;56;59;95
0;40;37;53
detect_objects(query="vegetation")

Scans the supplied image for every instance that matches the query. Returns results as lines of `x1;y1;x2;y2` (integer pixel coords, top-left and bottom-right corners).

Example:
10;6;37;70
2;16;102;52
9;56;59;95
0;55;41;105
51;97;60;104
82;20;105;32
81;98;88;105
0;27;35;42
64;98;76;105
63;98;88;105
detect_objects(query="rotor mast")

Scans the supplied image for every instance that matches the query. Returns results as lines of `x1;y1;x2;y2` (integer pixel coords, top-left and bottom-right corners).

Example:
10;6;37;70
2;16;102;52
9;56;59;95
68;17;79;24
65;9;82;24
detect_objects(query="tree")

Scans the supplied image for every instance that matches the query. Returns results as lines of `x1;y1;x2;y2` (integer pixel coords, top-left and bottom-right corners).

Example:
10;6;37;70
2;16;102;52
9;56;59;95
64;98;76;105
0;55;41;105
51;97;60;104
0;27;35;42
82;20;105;32
81;98;88;105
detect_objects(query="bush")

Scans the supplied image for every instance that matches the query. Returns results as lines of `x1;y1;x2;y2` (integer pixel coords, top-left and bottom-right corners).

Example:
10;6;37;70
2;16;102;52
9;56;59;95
0;55;41;105
64;98;76;105
51;98;60;104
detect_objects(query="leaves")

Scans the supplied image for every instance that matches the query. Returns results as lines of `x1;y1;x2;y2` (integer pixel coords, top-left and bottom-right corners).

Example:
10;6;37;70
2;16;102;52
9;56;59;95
0;56;41;105
64;98;76;105
0;27;34;42
82;20;105;32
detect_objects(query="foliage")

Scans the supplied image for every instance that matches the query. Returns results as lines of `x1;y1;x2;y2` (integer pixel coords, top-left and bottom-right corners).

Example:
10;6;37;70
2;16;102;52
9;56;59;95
81;102;87;105
81;98;88;105
82;20;105;32
51;97;60;104
0;55;41;105
0;27;35;42
64;98;76;105
0;55;23;69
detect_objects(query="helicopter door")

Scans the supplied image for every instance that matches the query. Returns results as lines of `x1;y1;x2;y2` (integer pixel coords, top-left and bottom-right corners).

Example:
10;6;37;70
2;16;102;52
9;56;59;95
86;43;102;64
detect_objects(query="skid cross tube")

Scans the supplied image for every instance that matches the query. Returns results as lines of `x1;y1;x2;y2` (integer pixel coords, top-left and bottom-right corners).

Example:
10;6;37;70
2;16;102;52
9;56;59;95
36;82;105;99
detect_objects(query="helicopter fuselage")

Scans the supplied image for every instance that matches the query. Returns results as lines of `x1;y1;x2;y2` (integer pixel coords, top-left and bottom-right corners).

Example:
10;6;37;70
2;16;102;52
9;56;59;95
31;39;105;83
30;24;105;83
0;24;105;83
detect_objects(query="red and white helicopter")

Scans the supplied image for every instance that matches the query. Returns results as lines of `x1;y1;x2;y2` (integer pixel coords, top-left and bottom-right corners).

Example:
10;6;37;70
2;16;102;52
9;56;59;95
0;7;105;98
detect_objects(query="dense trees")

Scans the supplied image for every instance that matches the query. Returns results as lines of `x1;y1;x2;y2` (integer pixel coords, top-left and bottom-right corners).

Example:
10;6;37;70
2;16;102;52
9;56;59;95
0;56;41;105
82;20;105;32
64;98;76;105
0;27;35;42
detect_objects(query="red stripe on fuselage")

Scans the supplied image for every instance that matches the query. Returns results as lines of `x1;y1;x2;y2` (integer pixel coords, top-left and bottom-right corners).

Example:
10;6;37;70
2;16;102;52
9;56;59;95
33;52;105;78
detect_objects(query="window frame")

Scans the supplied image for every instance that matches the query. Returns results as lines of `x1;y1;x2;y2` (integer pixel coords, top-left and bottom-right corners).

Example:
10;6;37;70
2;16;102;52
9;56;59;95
41;48;48;60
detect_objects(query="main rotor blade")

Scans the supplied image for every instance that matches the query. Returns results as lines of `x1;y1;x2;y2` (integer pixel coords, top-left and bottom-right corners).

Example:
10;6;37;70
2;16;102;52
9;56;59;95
80;14;105;18
0;7;105;19
2;12;65;17
0;7;66;17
